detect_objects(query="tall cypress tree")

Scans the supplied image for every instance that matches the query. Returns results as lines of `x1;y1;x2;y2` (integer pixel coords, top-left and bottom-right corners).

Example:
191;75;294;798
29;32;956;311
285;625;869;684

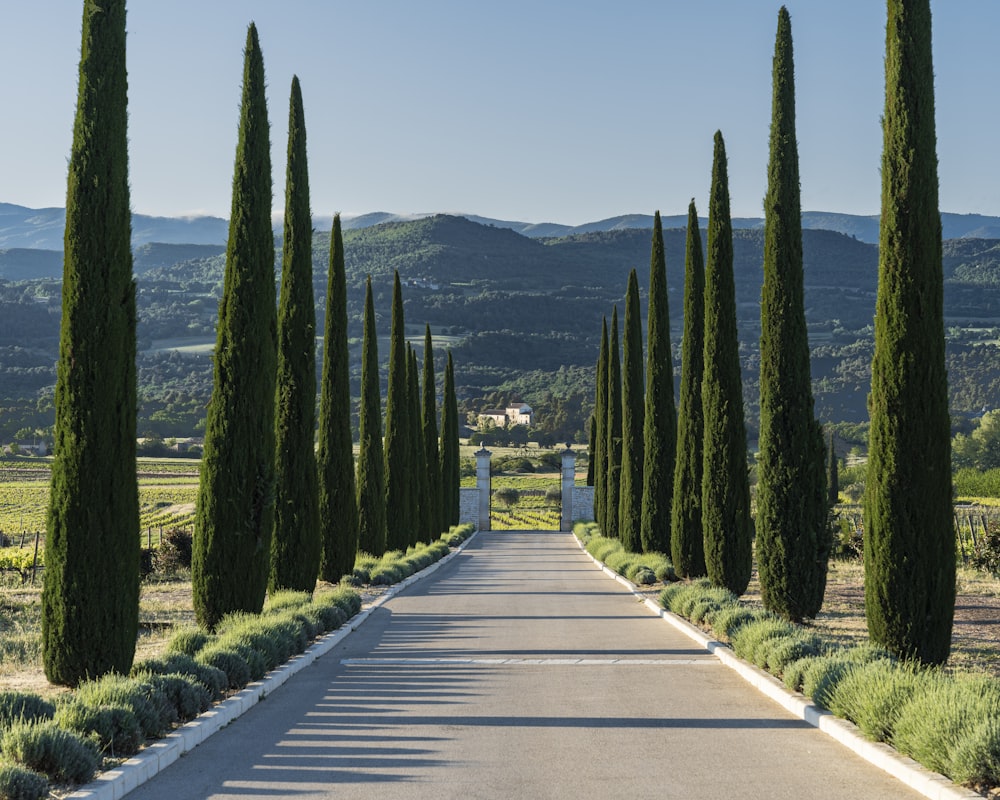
384;271;411;550
619;271;644;551
671;201;707;579
594;318;609;530
701;131;753;596
318;218;360;582
270;76;320;594
641;212;677;554
42;0;139;685
605;306;623;540
440;352;460;527
357;276;387;555
865;0;954;665
192;24;276;630
756;7;828;622
422;326;443;537
408;345;430;545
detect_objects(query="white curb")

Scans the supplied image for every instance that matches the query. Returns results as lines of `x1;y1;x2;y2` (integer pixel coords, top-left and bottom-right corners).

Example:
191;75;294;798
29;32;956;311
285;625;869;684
65;530;479;800
571;532;982;800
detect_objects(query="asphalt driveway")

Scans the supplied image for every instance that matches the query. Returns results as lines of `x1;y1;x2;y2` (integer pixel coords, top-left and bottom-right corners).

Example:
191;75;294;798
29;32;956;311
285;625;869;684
125;530;924;799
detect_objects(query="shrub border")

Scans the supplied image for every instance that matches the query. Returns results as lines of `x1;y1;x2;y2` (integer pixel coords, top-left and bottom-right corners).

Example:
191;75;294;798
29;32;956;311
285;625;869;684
65;525;478;800
571;529;980;800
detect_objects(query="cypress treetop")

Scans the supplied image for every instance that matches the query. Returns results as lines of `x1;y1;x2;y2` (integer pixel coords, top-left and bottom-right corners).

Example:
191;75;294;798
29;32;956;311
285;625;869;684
192;22;277;630
671;200;707;579
864;0;954;665
42;0;140;685
641;211;677;555
701;131;752;596
270;75;320;594
318;215;360;582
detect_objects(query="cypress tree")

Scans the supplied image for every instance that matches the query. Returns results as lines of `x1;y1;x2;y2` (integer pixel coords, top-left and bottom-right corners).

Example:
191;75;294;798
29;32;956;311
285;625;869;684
408;345;430;545
384;271;411;550
42;0;139;685
318;218;360;582
422;326;443;536
586;415;596;487
701;131;753;596
756;7;829;622
605;307;622;540
440;352;460;527
594;318;609;530
619;271;644;551
671;201;707;579
357;276;387;555
827;431;839;510
640;212;677;554
270;76;320;594
192;24;277;630
864;0;954;665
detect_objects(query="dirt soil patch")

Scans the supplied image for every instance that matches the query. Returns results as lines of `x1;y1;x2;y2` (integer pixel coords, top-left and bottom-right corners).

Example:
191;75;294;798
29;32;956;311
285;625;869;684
652;559;1000;677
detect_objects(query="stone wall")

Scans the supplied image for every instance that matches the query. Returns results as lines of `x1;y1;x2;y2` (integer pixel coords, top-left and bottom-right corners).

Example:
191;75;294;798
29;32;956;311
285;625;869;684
458;487;479;529
571;486;595;523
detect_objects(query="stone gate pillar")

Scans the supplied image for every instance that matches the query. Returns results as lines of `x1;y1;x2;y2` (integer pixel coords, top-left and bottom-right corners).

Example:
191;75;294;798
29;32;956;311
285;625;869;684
561;445;575;532
475;447;492;531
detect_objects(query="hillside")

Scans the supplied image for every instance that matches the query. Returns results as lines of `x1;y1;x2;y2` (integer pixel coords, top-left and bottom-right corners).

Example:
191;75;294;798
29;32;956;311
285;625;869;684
4;201;1000;253
1;214;1000;443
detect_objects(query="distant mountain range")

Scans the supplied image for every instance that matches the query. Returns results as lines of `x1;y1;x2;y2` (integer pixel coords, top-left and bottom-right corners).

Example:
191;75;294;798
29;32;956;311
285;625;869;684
3;201;1000;252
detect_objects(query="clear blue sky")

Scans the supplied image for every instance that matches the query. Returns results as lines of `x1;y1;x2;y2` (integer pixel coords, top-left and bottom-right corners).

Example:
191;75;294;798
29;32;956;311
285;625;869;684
2;1;997;225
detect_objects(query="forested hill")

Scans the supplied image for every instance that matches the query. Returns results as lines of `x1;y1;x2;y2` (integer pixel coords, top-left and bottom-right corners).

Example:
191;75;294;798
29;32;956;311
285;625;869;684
2;213;1000;442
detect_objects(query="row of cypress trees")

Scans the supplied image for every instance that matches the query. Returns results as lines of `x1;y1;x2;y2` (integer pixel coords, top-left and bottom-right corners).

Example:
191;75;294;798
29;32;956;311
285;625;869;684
43;11;463;684
193;30;462;630
591;2;954;665
591;131;754;598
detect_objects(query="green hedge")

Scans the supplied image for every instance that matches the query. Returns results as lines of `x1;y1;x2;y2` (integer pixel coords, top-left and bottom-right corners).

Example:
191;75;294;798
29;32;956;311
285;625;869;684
0;762;48;800
0;721;98;785
575;525;676;585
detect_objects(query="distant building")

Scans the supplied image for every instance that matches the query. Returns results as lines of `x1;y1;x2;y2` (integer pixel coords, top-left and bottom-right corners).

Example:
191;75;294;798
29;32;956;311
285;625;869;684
9;441;48;456
478;401;533;428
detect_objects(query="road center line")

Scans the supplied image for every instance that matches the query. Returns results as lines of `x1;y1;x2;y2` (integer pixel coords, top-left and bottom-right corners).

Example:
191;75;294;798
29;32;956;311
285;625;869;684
340;657;720;666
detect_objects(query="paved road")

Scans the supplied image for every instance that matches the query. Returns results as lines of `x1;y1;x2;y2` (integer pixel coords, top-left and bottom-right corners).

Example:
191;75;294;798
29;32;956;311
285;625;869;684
127;530;924;799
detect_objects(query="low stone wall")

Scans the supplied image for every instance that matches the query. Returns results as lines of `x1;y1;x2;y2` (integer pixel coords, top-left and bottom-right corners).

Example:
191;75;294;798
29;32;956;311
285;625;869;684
458;487;479;529
571;486;594;522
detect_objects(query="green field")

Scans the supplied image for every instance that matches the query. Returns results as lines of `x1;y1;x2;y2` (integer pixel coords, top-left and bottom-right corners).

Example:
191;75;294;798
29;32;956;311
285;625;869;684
0;460;198;537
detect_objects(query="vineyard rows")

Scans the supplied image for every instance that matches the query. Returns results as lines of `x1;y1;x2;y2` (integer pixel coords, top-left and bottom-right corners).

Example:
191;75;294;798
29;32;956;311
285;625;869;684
0;478;198;534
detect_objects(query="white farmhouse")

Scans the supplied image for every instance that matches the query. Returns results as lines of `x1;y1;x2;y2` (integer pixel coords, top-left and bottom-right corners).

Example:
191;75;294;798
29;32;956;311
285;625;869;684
477;401;534;428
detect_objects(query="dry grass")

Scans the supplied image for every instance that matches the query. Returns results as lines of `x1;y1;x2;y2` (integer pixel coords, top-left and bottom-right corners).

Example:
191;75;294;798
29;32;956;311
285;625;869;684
742;559;1000;677
0;573;390;700
0;575;196;698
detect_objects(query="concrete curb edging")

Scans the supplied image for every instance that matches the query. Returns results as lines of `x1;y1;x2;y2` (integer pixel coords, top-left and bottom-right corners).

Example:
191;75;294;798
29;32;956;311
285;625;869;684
572;533;981;800
66;530;479;800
